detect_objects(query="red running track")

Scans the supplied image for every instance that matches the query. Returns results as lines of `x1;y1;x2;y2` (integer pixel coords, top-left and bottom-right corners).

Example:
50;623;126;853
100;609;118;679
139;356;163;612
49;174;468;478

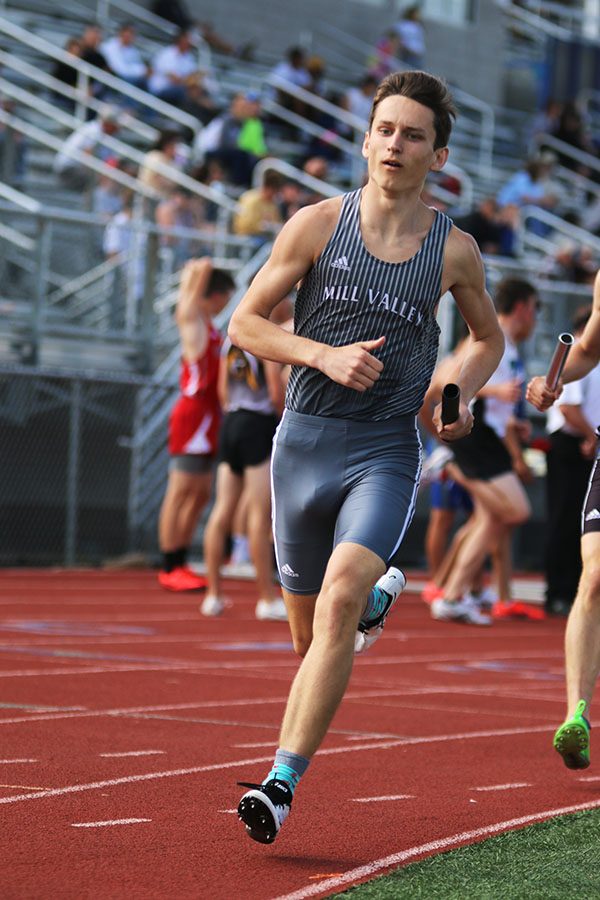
0;569;597;899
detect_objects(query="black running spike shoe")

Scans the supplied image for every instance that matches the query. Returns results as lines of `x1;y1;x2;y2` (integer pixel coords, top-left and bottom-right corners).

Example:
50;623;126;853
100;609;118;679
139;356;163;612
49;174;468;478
237;778;293;844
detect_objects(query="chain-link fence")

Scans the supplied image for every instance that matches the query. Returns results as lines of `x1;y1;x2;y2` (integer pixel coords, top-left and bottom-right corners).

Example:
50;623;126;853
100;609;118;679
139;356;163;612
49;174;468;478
0;365;175;566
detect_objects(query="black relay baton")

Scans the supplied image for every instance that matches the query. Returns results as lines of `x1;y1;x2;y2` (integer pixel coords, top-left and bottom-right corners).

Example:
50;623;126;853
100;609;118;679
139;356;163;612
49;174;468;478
441;383;460;425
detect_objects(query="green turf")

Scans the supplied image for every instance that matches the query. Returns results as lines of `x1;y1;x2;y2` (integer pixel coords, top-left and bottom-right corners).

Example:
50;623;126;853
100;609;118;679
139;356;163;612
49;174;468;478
340;808;600;899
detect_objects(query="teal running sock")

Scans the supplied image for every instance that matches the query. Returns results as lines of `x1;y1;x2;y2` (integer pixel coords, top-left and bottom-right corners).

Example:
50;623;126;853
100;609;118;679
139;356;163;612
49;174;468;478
263;748;310;795
361;585;389;624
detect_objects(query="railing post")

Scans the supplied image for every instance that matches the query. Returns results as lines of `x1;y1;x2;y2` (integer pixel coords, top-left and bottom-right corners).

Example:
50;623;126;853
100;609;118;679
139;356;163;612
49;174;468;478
65;378;82;566
30;216;52;366
139;228;159;374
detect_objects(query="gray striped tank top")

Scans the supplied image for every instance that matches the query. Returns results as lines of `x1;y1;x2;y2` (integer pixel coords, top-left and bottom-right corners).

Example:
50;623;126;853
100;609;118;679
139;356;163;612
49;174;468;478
285;188;453;421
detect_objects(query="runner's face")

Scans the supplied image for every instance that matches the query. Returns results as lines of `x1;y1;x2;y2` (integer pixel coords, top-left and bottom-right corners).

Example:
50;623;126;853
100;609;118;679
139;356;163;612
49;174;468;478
362;95;448;194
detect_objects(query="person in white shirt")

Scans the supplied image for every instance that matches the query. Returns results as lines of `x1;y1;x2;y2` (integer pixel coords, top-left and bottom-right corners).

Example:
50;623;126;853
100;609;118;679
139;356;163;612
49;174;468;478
394;5;426;68
344;74;378;126
149;29;200;106
431;277;539;623
545;304;600;616
101;23;148;90
53;108;120;190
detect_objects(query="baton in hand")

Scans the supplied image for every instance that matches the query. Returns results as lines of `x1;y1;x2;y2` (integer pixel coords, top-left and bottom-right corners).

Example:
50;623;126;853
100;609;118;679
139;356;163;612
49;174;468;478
545;333;574;392
441;383;460;425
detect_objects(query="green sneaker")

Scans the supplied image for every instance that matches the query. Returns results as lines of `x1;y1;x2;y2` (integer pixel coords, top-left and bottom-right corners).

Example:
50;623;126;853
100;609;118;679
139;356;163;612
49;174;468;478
553;700;591;769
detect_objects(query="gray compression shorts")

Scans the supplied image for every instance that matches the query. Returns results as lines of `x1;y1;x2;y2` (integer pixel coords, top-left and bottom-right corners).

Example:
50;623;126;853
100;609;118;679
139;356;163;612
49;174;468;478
271;409;422;595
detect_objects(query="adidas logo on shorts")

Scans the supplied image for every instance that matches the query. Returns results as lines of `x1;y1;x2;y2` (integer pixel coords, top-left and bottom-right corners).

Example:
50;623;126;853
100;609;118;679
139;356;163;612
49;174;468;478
585;508;600;522
281;563;299;578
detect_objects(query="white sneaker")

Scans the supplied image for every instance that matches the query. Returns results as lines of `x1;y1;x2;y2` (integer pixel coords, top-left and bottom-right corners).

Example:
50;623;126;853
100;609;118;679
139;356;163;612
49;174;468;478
431;595;492;626
201;595;225;617
255;598;288;621
470;587;498;611
355;567;406;654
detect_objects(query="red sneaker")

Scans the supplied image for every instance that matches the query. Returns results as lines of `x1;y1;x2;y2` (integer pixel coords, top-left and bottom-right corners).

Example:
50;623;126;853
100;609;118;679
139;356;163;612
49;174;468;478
158;567;207;592
422;581;444;604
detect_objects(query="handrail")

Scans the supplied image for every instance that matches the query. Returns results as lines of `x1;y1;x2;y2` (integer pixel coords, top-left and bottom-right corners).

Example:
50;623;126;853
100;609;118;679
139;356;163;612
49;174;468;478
0;47;157;143
497;0;585;41
0;221;34;251
0;13;201;138
252;156;339;198
0;107;159;200
505;0;600;42
535;133;600;177
0;180;41;212
520;204;600;253
0;103;239;215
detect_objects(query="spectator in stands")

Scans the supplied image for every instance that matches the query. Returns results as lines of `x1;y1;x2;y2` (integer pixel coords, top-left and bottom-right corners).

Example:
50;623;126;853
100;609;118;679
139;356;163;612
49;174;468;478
344;74;378;126
53;106;120;191
270;47;311;115
196;92;265;187
553;102;596;164
51;38;82;111
93;159;136;219
181;71;221;126
138;129;185;199
157;258;235;593
232;169;283;242
496;153;560;235
542;239;598;284
155;186;206;269
101;23;149;92
149;29;201;108
151;0;193;29
454;197;507;255
394;5;426;68
0;97;27;186
79;25;112;100
368;30;402;81
103;190;145;327
528;97;562;155
192;158;230;224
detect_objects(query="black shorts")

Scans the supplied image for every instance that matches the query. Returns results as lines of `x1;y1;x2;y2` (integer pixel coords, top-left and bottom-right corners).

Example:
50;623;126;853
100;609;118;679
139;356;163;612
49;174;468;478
582;457;600;535
450;397;513;481
218;409;279;475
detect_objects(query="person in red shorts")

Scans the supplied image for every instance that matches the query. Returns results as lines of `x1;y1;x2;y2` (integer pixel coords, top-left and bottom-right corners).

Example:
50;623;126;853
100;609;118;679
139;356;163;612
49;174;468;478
158;257;235;591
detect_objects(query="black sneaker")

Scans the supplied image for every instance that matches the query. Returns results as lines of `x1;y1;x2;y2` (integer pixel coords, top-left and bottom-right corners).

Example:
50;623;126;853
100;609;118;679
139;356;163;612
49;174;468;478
237;778;293;844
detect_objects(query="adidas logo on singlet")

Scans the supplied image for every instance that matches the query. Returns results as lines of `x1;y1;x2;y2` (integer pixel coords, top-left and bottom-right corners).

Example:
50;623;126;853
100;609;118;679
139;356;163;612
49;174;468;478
585;508;600;522
331;255;351;271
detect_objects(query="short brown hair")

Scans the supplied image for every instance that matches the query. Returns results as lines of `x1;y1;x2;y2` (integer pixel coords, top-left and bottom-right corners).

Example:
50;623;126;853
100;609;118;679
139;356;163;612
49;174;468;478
494;277;537;315
368;70;456;150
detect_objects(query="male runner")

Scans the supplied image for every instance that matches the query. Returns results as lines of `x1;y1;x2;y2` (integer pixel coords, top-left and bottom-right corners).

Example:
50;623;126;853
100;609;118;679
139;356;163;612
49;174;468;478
229;70;504;843
527;270;600;769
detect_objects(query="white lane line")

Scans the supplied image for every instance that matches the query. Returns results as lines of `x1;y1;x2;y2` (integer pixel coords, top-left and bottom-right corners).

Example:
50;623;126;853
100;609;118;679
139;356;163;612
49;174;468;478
218;809;238;814
578;776;600;782
270;797;600;900
99;751;165;758
471;783;531;792
234;742;278;748
0;724;555;807
352;795;415;803
0;758;37;764
71;818;151;828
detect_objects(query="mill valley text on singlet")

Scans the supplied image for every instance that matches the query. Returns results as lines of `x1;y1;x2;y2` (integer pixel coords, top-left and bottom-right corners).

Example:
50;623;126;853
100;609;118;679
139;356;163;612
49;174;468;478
285;188;453;421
